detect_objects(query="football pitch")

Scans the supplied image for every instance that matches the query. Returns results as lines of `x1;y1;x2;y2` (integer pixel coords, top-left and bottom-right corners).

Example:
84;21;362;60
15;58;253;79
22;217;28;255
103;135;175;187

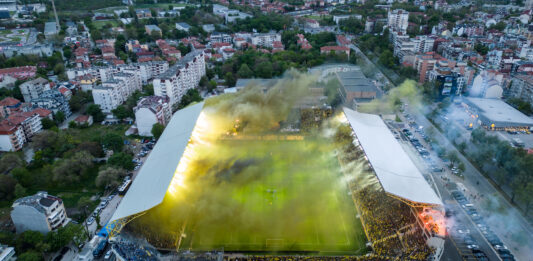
141;138;367;253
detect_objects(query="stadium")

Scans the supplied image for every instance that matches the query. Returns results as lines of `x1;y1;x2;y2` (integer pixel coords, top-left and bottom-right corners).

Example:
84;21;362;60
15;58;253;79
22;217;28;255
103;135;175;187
107;70;446;260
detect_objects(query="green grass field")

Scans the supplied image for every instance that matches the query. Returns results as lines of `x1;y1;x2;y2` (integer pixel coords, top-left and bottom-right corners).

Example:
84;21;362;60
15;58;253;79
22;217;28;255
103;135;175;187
140;137;367;254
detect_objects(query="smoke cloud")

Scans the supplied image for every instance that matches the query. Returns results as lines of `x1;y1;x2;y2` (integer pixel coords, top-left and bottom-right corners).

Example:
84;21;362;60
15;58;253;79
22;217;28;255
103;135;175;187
357;79;422;114
127;70;369;252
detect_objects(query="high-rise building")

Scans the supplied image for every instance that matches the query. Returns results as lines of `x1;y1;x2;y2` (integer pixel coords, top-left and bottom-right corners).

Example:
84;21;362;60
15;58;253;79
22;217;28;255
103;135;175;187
153;51;206;107
387;9;409;33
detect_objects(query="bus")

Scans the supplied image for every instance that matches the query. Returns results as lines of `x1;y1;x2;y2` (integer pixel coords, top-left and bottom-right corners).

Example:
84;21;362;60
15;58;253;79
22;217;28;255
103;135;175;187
118;179;132;196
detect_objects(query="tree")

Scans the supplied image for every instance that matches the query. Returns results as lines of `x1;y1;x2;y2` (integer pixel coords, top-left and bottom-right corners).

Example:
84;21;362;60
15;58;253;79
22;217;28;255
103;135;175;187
151;123;165;139
14;184;26;198
96;167;126;188
208;80;217;92
52;151;94;184
199;76;208;88
17;251;42;261
41;118;56;129
101;133;123;152
0;153;24;174
0;175;17;200
108;152;134;170
255;61;273;78
111;105;130;120
77;196;93;210
87;104;105;122
237;64;253;78
177;89;203;110
54;111;65;123
224;72;236;87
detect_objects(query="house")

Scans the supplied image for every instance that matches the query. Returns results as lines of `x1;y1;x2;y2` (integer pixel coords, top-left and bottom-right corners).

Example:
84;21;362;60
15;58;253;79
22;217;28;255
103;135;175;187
136;9;152;18
176;22;191;32
145;25;162;36
19;77;51;102
202;24;215;33
320;46;351;56
74;115;93;126
11;192;69;233
134;96;171;136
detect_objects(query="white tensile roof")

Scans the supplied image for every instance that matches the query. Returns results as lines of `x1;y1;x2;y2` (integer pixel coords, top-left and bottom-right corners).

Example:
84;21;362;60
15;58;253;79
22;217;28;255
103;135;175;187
111;102;204;222
343;108;442;206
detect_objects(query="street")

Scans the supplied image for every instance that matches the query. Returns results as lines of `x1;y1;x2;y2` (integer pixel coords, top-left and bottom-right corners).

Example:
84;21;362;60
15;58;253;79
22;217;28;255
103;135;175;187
407;109;533;260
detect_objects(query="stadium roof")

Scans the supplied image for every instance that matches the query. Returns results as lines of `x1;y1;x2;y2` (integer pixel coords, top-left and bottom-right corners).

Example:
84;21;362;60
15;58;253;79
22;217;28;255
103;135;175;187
464;97;533;128
343;108;443;206
111;102;204;222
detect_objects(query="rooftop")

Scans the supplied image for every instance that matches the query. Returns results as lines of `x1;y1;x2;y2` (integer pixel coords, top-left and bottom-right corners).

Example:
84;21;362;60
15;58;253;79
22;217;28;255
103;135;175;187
112;102;204;222
336;70;382;96
464;97;533;126
343;108;443;206
12;192;62;214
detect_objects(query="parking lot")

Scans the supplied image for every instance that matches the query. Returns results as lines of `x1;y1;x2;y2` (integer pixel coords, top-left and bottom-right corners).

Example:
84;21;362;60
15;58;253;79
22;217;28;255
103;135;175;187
392;110;510;261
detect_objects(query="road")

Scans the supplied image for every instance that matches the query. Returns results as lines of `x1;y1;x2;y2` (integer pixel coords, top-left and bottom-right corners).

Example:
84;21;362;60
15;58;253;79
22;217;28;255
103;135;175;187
393;114;500;261
408;110;533;260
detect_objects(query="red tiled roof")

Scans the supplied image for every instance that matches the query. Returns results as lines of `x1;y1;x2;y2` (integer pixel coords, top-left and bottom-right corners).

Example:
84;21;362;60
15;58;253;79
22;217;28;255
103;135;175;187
31;108;52;118
0;121;18;135
320;46;350;52
0;97;21;107
74;115;90;123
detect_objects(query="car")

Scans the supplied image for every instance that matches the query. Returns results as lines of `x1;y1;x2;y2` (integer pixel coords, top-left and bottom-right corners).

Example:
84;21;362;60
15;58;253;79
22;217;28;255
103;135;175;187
104;250;113;259
86;217;95;225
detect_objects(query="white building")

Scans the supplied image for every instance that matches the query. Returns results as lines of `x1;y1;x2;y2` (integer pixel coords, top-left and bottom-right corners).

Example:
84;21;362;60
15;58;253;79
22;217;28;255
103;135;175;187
0;0;16;11
153;51;206;107
0;121;25;151
67;61;168;85
225;10;252;23
0;244;16;261
92;80;125;113
11;192;69;233
210;32;232;43
19;77;50;102
175;22;191;32
134;96;171;136
388;9;409;33
251;32;282;48
333;14;362;25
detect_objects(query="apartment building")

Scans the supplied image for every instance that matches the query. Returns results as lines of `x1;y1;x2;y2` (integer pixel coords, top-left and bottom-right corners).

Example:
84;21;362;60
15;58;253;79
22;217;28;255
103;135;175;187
387;9;409;33
113;72;142;97
31;90;72;118
510;74;533;105
0;66;37;81
11;192;69;233
134;96;171;136
210;32;233;43
251;32;282;48
0;121;25;151
93;80;126;113
153;51;206;107
67;61;169;85
19;77;51;102
6;112;42;141
0;97;22;118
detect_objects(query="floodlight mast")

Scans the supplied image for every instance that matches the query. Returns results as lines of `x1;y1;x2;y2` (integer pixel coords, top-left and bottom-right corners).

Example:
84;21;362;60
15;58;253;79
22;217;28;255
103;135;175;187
50;0;60;32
